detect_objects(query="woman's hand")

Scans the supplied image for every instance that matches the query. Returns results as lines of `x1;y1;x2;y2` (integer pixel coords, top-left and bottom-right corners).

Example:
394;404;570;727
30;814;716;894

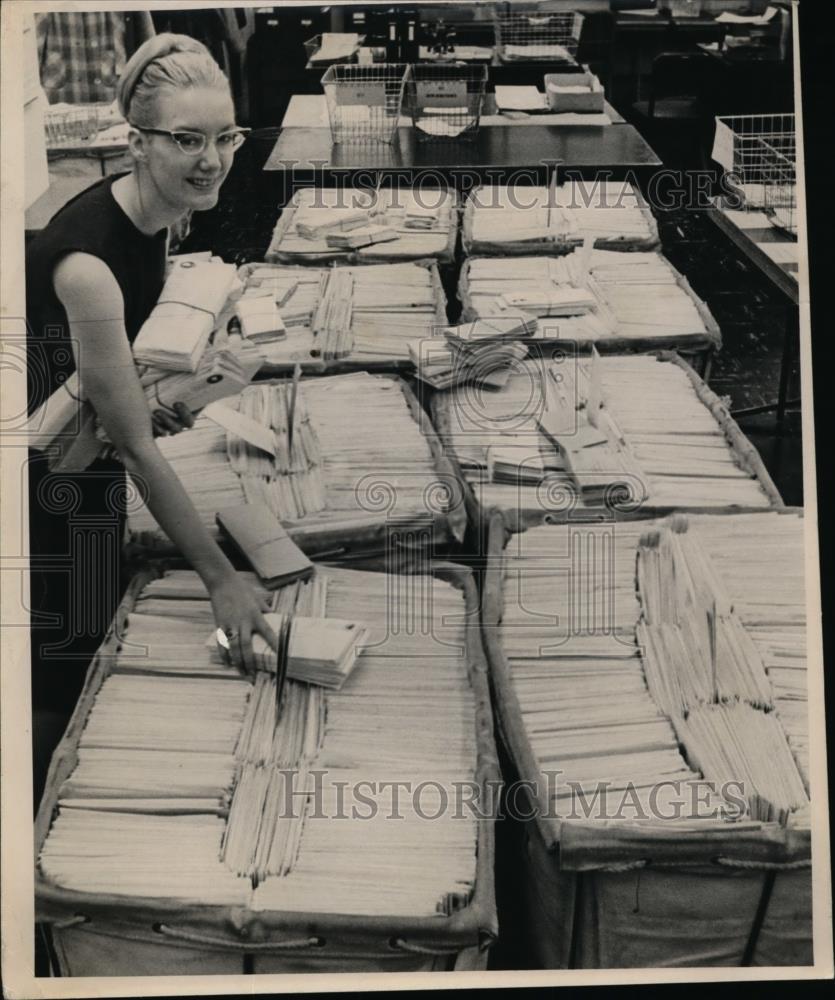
151;402;195;437
209;573;278;677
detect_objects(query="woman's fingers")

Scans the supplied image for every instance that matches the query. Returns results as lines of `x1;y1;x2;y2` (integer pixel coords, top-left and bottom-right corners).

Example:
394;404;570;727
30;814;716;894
173;402;195;428
222;627;250;678
213;584;278;680
151;412;170;436
254;610;279;653
152;405;194;437
152;409;180;435
238;622;257;677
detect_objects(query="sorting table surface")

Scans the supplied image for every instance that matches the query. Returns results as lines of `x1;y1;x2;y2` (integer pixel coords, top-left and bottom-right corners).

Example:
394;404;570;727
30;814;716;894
264;123;661;179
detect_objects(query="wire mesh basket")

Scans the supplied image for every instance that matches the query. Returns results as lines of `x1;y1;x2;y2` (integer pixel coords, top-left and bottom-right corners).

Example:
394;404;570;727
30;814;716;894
321;64;407;144
759;138;797;236
403;63;488;141
44;104;101;149
660;0;704;16
712;113;795;209
492;6;584;63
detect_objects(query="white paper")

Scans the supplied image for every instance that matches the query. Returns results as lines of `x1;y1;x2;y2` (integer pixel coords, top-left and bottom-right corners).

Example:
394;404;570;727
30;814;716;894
236;292;286;340
415;79;468;108
587;346;603;427
760;242;798;265
335;83;386;108
494;86;547;112
711;119;735;173
202;401;277;457
309;32;361;63
715;6;778;25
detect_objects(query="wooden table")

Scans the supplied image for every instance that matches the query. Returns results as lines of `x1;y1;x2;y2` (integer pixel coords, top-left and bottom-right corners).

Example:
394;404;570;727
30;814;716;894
707;199;799;426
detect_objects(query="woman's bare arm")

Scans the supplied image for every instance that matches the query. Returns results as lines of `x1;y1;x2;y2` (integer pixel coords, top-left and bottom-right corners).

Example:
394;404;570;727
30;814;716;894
53;251;276;672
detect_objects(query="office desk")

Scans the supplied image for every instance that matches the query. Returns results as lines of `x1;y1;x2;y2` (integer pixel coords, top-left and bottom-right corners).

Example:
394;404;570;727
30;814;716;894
263;122;660;182
708;200;799;425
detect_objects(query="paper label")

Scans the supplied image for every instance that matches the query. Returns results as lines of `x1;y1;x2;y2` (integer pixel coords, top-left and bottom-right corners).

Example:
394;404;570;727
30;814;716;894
712;120;735;174
335;82;386;107
415;80;468;108
203;401;277;457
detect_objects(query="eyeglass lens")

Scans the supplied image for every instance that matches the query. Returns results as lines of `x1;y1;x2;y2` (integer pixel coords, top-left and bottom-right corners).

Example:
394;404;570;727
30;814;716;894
173;131;246;154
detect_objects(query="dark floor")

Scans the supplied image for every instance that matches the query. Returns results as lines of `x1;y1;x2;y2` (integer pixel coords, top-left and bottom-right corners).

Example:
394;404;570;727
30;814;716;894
181;126;803;508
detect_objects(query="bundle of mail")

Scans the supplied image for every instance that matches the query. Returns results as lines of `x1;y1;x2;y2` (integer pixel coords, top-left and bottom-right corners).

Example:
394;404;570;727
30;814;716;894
39;565;480;915
500;514;809;828
463;248;712;345
27;257;271;471
409;315;535;389
268;186;456;264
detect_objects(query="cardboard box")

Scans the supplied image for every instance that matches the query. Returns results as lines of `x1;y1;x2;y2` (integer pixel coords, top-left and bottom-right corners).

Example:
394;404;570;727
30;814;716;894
543;72;604;114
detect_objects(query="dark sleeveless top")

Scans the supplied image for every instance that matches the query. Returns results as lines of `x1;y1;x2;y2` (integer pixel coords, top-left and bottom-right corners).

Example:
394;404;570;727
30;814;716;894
26;175;168;728
25;173;168;415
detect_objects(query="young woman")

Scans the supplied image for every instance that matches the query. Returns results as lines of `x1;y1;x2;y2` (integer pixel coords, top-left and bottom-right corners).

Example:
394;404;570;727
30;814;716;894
26;34;277;802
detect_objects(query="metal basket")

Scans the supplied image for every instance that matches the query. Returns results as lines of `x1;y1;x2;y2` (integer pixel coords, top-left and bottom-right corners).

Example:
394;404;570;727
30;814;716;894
403;63;487;142
760;138;797;236
44;105;101;149
660;0;704;16
492;6;583;63
713;113;795;209
321;63;407;144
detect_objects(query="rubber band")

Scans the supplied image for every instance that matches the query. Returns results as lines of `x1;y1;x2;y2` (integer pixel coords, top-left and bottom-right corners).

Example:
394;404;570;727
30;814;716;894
150;381;177;414
61;379;85;404
155;298;218;322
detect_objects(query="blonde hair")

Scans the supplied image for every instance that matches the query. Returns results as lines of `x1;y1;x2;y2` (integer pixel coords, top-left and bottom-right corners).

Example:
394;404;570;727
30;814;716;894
117;33;230;128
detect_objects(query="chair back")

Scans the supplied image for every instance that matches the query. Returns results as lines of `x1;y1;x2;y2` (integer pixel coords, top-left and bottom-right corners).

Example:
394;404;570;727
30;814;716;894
648;50;722;116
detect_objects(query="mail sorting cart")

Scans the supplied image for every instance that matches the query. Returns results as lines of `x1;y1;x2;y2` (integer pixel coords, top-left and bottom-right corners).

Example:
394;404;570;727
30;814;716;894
431;352;784;536
36;559;499;975
462;181;660;257
480;507;812;967
228;261;448;376
266;187;460;266
128;372;466;558
457;250;720;374
126;371;466;561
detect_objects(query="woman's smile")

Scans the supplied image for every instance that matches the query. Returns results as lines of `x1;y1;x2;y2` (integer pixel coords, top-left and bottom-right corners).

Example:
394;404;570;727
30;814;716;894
186;175;221;191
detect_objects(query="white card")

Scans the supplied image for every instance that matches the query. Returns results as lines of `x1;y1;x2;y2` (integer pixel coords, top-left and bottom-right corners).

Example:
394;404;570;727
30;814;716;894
202;401;277;457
